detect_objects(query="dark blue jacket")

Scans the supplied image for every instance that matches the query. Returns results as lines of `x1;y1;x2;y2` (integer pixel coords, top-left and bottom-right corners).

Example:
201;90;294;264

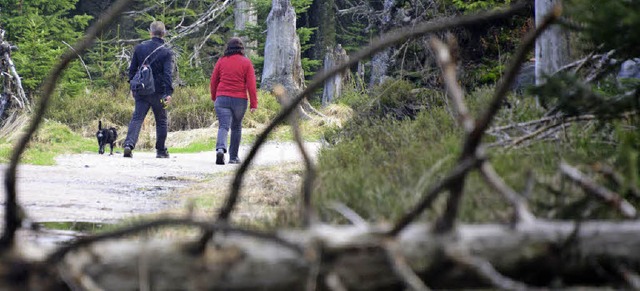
128;37;174;97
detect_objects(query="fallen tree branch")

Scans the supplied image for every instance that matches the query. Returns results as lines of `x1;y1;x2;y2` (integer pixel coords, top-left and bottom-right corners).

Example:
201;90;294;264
384;239;430;291
560;162;637;218
445;248;530;290
506;115;597;148
592;162;640;200
479;162;536;225
33;220;640;290
46;217;302;265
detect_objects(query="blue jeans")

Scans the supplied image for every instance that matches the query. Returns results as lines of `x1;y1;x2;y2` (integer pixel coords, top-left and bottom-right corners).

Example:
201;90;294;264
124;93;168;151
215;96;248;160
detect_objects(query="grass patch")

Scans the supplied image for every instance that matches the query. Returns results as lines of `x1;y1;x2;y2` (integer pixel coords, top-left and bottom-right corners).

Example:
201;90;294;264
314;83;634;224
0;120;95;165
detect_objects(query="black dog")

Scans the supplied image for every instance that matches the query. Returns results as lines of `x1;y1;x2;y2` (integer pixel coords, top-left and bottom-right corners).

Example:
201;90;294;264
96;121;118;155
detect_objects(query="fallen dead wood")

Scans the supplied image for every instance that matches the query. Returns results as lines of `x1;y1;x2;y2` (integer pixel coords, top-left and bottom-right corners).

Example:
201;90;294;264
6;220;635;290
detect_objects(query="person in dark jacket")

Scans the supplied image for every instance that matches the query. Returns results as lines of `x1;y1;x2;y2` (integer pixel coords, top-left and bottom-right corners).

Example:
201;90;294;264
209;37;258;165
210;37;258;165
124;20;174;158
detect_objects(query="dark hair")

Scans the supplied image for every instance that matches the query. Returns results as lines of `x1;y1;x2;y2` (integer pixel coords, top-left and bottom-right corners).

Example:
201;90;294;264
224;37;244;56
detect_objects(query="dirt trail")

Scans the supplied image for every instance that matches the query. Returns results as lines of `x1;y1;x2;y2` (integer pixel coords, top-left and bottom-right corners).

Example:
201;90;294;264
0;142;321;224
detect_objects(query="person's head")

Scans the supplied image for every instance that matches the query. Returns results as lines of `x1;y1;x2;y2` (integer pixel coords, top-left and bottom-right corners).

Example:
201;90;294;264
224;37;244;56
149;21;166;38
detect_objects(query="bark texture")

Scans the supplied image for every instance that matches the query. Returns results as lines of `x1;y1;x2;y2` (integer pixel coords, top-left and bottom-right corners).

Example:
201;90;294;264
9;220;640;290
234;0;258;58
369;0;397;88
322;44;349;106
261;0;305;103
534;0;570;84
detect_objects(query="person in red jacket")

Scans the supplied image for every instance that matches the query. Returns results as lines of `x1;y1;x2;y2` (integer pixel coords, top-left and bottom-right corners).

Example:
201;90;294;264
210;37;258;165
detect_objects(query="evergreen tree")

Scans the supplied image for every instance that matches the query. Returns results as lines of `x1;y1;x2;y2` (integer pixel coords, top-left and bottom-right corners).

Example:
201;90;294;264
0;0;92;94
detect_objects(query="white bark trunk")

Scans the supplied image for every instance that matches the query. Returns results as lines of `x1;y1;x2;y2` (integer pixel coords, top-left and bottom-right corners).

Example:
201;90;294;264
234;0;257;58
261;0;305;103
534;0;570;85
14;220;640;290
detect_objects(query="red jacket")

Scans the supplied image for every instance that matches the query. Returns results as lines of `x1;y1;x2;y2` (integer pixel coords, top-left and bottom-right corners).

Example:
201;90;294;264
210;54;258;109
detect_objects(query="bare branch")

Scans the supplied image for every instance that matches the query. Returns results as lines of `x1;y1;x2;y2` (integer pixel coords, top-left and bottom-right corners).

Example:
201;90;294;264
488;115;570;133
434;4;561;234
506;115;597;148
560;162;637;218
592;162;640;200
46;217;303;265
429;37;473;133
480;162;536;225
329;202;368;229
446;248;531;291
61;40;92;83
465;4;561;154
384;239;431;291
389;155;484;236
0;0;135;253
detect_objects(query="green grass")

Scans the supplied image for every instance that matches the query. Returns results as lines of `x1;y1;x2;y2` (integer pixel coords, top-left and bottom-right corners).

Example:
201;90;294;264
0;120;95;165
313;84;634;224
169;139;215;153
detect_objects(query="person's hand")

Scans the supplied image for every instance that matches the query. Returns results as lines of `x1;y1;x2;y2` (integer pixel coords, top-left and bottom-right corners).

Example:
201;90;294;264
250;108;257;113
164;95;172;105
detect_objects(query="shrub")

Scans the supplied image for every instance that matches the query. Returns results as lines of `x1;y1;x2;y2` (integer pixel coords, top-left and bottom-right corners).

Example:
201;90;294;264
314;86;627;223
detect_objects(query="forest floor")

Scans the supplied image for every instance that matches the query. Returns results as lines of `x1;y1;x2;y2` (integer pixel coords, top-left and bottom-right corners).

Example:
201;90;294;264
0;140;321;246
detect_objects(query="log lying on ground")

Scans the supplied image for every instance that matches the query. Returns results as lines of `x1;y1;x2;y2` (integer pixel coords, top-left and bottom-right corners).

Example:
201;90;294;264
9;220;640;290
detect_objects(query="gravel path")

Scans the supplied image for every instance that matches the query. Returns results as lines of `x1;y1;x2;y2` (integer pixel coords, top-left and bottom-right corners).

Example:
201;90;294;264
0;142;321;224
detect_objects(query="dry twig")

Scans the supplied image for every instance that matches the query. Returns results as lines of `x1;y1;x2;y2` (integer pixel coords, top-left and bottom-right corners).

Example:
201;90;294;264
384;239;430;291
446;248;530;291
592;162;640;200
560;162;637;218
429;37;473;133
479;162;535;224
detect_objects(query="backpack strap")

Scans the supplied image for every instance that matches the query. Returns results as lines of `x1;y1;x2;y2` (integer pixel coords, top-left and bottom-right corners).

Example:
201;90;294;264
139;41;166;69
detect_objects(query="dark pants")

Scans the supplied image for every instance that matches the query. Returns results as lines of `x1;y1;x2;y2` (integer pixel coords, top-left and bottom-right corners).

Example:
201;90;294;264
124;93;168;151
215;96;247;160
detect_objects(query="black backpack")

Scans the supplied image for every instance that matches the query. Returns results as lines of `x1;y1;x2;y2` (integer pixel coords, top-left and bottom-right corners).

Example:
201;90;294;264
130;41;166;95
130;63;155;95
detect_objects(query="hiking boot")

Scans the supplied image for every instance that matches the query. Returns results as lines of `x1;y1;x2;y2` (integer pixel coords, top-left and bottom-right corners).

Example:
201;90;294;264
228;158;241;164
123;145;133;158
216;149;225;165
156;149;170;159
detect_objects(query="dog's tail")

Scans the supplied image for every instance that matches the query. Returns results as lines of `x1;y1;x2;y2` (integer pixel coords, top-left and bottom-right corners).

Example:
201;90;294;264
99;120;102;130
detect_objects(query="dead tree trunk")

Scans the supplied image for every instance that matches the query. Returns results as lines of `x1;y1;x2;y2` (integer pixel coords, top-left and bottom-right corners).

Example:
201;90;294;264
0;29;29;133
261;0;324;119
261;0;305;101
234;0;258;58
12;220;640;290
369;0;397;88
322;44;349;106
535;0;570;85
